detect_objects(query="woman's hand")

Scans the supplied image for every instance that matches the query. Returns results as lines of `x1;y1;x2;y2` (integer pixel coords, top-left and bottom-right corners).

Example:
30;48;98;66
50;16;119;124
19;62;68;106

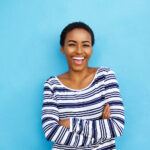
58;118;70;128
101;104;110;119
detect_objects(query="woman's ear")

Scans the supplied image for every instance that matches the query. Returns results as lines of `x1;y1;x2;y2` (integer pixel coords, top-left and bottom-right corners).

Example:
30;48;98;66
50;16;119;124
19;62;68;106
61;46;65;54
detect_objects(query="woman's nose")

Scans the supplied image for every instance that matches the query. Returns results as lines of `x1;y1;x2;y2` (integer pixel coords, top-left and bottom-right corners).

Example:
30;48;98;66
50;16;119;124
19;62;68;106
76;45;83;54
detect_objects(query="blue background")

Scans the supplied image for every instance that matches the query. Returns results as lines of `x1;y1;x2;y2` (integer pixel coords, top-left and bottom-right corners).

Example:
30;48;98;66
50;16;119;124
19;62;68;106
0;0;150;149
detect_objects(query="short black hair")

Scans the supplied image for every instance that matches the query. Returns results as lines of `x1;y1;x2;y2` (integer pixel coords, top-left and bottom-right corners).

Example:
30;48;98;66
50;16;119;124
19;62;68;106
60;22;95;46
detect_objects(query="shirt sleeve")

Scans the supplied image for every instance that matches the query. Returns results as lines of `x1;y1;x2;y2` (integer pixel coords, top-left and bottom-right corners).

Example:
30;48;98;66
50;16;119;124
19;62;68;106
41;80;95;147
69;69;125;142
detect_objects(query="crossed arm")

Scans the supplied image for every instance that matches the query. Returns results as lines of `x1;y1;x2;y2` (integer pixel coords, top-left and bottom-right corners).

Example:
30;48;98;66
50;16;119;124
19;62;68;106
58;104;110;128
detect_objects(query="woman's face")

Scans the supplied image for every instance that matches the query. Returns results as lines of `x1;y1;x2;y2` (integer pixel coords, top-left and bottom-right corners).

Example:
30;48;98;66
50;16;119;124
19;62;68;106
61;28;93;72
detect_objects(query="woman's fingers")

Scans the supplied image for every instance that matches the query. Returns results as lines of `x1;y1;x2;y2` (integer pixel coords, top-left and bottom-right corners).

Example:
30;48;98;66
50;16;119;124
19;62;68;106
105;104;110;118
102;104;110;119
103;104;108;114
58;119;70;128
103;104;109;115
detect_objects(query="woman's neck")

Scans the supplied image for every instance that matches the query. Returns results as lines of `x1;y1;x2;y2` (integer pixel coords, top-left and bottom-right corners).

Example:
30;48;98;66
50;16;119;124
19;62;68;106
67;67;91;82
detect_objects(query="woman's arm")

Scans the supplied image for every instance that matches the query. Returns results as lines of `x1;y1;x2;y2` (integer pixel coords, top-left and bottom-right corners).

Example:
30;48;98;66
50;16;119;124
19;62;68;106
68;69;125;141
41;81;95;147
58;104;110;128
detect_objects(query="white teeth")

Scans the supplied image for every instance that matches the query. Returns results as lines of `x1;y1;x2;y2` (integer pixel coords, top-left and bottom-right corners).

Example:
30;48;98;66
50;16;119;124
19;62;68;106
72;57;84;60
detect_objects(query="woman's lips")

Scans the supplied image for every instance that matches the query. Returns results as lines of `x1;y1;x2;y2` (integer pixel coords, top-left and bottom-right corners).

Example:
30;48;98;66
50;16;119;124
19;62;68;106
72;57;85;65
73;59;84;64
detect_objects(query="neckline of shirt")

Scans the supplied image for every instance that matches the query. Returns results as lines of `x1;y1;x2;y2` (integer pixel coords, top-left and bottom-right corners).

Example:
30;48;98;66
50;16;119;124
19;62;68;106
54;67;101;92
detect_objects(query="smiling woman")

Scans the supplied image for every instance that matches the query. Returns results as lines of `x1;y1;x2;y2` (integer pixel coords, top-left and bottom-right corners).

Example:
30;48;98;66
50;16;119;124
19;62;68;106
41;22;125;150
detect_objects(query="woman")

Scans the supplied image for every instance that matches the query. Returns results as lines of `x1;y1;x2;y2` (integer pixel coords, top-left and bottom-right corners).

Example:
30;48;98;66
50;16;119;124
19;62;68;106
41;22;125;150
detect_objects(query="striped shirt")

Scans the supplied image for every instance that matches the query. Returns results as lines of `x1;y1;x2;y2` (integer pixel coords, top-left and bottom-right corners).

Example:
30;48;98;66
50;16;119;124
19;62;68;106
41;67;125;150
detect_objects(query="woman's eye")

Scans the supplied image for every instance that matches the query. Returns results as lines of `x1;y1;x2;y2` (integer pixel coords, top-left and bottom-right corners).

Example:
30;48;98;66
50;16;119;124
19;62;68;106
68;44;75;46
83;44;90;47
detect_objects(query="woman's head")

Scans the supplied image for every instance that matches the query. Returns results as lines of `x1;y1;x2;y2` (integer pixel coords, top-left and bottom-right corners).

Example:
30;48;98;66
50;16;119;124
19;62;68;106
60;22;95;47
60;22;94;72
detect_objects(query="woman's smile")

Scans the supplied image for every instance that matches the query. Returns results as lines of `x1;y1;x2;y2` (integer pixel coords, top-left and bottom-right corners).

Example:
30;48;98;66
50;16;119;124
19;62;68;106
72;56;85;65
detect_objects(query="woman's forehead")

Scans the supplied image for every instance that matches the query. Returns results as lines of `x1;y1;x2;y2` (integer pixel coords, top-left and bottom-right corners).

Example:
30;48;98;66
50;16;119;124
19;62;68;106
65;28;92;41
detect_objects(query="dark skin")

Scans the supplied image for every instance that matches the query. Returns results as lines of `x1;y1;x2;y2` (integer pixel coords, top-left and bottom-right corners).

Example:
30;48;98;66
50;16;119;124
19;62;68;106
58;28;110;128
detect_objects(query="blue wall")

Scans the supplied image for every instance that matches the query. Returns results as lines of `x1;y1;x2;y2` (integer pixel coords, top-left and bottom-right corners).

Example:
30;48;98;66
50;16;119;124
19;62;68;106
0;0;150;149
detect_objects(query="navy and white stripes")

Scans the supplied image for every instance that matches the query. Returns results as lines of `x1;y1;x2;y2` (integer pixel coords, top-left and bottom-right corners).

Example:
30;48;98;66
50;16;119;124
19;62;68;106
41;67;125;150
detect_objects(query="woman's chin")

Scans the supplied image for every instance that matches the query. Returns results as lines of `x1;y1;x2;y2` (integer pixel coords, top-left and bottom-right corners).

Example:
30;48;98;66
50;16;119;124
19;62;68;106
70;65;88;72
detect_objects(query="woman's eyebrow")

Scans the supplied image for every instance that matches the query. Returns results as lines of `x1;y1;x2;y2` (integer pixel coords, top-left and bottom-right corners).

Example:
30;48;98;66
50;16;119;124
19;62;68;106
82;41;90;44
67;40;77;43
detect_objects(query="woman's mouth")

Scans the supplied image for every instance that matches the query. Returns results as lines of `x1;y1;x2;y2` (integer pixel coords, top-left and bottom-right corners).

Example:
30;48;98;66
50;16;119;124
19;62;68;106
72;57;85;65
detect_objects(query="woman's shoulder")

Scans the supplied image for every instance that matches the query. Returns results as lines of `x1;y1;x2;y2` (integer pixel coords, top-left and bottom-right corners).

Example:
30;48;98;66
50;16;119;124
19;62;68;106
44;75;58;86
93;66;113;74
99;67;118;81
45;75;55;81
95;66;117;79
99;66;111;71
